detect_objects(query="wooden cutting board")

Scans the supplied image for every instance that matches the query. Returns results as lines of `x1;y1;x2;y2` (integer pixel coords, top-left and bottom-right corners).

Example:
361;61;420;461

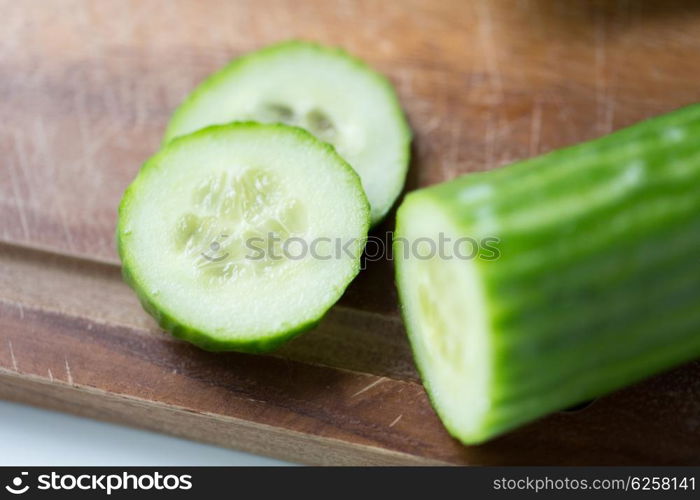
2;0;700;465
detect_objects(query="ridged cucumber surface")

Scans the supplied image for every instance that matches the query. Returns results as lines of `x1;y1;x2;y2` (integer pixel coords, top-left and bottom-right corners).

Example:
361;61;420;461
118;123;369;352
165;40;411;226
394;104;700;444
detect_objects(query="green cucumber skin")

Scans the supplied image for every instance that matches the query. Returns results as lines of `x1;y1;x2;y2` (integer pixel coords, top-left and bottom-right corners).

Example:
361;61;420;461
117;123;369;353
396;103;700;443
164;40;411;146
164;39;412;226
119;262;322;353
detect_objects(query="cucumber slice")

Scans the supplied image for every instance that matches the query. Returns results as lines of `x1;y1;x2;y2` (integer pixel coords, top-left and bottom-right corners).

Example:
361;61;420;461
395;103;700;444
164;40;411;226
118;123;369;352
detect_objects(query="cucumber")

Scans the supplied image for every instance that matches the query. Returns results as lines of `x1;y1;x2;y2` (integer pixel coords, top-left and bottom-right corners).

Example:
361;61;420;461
394;104;700;444
164;40;411;226
118;123;369;352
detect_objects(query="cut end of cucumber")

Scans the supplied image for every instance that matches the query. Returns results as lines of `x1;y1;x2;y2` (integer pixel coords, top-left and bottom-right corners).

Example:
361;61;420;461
118;123;369;352
164;40;411;226
395;195;494;444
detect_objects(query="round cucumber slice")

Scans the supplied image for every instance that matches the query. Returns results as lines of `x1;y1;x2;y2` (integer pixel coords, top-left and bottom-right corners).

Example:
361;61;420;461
118;123;370;352
164;40;411;226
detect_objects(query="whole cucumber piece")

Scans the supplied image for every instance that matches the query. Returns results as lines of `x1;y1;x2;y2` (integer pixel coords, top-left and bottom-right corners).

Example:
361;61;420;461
118;123;369;352
394;104;700;444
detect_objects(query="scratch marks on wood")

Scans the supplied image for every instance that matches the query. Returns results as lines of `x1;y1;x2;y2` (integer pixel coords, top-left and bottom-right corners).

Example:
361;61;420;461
475;0;504;104
0;301;26;321
443;117;463;178
0;2;24;57
32;117;77;252
594;11;615;134
12;131;32;197
7;137;31;241
600;87;616;134
7;340;18;371
389;414;403;428
54;202;77;253
529;98;543;157
594;16;606;114
64;356;74;385
396;68;414;102
352;377;386;398
73;90;92;174
484;112;497;169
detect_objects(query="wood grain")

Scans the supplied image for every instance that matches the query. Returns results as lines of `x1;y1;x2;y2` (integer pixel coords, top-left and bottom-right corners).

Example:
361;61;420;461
2;0;700;464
